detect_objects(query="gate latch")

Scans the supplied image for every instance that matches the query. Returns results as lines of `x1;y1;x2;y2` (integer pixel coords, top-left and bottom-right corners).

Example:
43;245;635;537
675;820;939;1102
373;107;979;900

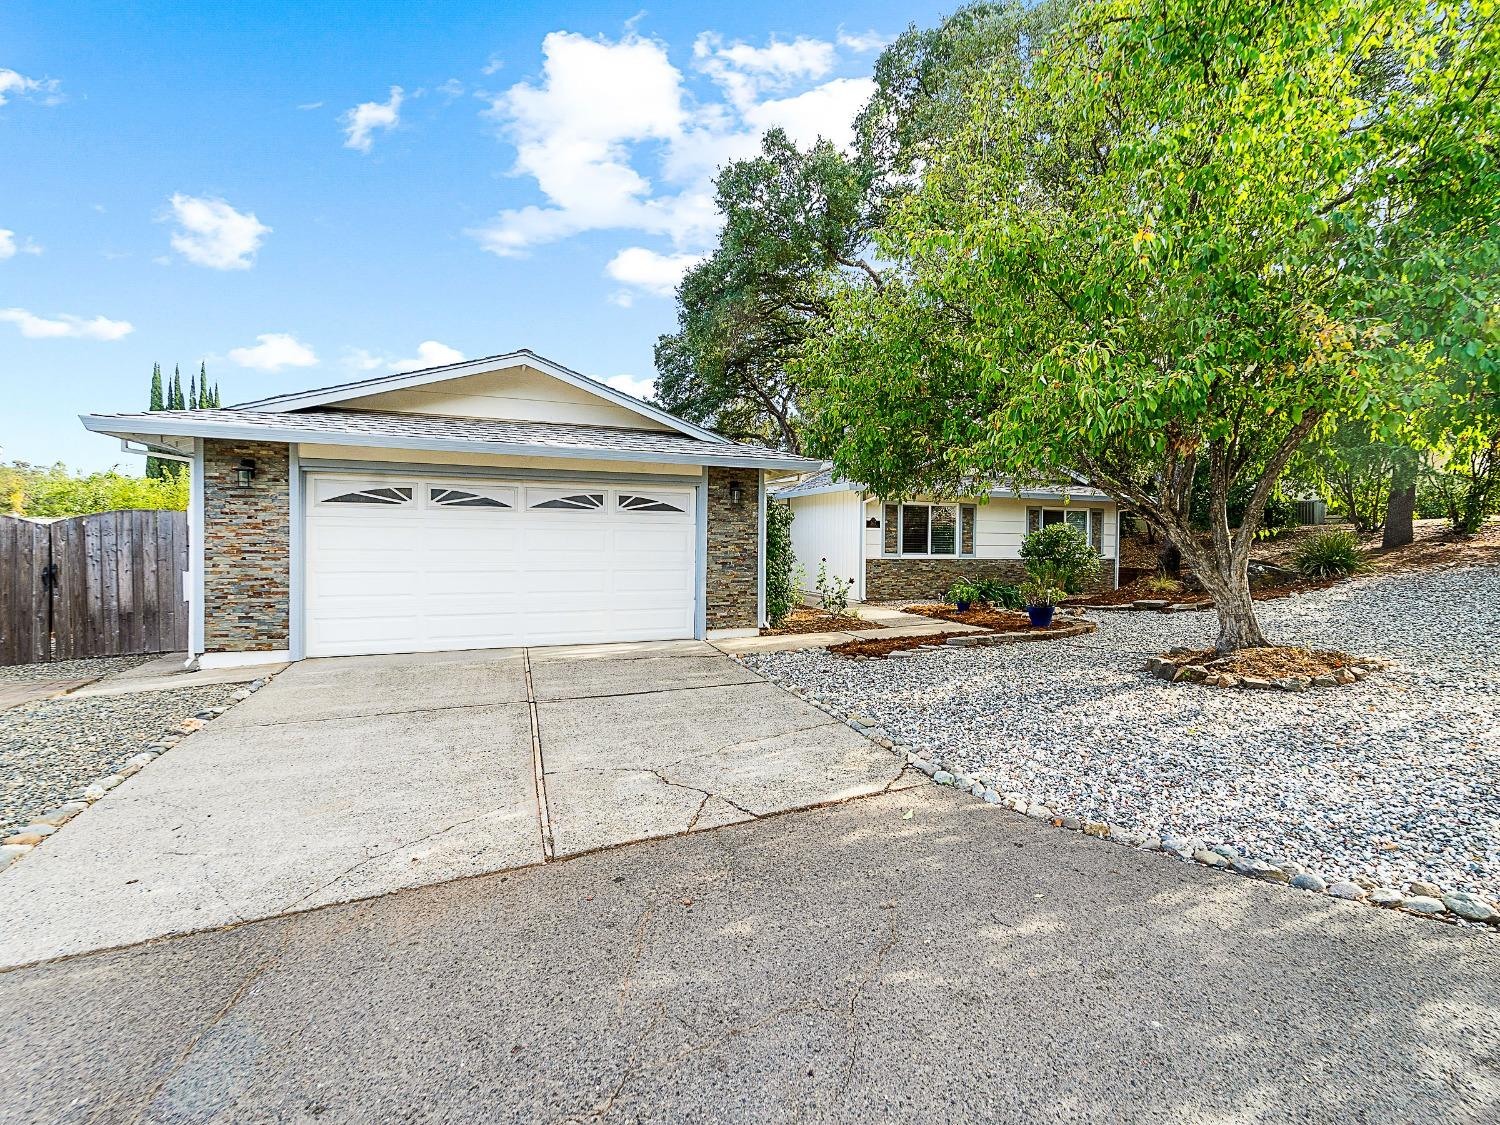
41;562;59;590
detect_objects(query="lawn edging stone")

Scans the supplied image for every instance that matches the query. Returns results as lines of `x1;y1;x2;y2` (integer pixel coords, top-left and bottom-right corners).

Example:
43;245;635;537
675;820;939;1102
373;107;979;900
743;655;1500;934
0;672;277;871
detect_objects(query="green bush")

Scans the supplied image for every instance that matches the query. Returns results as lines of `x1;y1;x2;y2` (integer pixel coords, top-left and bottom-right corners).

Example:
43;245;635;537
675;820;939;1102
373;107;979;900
764;499;796;625
974;578;1023;608
1020;522;1102;593
1292;530;1366;579
2;461;188;518
945;579;982;606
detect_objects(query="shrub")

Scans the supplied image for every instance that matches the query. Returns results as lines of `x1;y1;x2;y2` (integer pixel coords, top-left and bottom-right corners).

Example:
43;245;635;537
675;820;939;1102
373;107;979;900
1292;530;1366;579
975;578;1023;609
1020;565;1066;608
1020;522;1101;593
814;558;855;615
2;461;188;517
764;499;796;625
1143;574;1184;596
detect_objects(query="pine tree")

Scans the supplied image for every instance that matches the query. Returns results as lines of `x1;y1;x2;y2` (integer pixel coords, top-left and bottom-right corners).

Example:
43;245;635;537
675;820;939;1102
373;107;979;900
147;363;166;478
171;365;184;410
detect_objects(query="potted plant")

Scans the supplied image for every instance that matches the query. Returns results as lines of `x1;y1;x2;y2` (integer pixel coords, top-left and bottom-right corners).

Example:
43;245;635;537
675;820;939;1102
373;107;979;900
1021;562;1066;627
945;578;982;613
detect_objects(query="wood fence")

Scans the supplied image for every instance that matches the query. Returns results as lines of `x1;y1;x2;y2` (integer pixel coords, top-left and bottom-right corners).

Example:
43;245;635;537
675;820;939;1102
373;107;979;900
0;510;188;666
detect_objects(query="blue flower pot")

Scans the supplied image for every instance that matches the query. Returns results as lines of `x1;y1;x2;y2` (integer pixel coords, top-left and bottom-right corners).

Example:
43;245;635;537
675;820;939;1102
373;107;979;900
955;599;971;612
1027;605;1055;627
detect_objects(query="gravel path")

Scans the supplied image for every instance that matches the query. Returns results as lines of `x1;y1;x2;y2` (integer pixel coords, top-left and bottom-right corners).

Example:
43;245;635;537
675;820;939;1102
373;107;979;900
0;655;154;684
1;684;244;835
746;565;1500;903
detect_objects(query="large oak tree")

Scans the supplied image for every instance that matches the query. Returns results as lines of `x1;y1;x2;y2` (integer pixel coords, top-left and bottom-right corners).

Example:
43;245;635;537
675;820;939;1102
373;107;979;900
798;0;1498;652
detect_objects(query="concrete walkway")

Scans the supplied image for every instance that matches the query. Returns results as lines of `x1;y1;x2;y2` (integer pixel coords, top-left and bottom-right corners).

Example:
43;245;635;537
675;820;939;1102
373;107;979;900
0;641;909;967
3;783;1495;1124
67;653;289;699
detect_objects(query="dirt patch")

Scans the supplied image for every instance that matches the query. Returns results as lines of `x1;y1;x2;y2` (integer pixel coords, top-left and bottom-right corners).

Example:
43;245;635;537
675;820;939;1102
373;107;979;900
827;632;975;658
761;608;879;636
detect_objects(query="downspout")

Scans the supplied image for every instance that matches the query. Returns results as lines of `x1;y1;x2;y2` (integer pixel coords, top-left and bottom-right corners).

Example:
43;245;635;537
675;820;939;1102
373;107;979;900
288;445;304;660
856;490;868;603
756;470;767;628
188;438;205;662
1114;507;1122;590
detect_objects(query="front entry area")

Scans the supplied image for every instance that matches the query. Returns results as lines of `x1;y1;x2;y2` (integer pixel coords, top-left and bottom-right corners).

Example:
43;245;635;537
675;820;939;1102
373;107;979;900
304;473;698;657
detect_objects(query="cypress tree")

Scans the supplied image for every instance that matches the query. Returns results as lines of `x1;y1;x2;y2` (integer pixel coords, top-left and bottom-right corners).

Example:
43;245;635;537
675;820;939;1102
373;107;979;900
147;363;166;478
189;370;197;411
212;381;222;408
198;362;211;408
171;365;184;410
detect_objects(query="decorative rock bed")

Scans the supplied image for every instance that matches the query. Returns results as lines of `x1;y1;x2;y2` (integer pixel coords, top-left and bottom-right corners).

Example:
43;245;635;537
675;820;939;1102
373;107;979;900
0;675;273;871
740;565;1500;931
764;678;1500;930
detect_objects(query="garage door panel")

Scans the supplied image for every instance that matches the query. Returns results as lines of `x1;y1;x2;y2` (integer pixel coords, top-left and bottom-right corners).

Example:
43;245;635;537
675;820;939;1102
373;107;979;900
306;475;701;657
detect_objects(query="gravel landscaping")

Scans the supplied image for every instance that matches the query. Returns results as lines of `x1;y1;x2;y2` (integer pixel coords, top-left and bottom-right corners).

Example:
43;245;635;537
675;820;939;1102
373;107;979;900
1;684;245;836
0;655;154;684
745;564;1500;911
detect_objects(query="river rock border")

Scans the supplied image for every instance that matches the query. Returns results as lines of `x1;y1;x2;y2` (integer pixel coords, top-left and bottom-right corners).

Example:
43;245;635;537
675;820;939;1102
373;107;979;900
1145;648;1390;691
0;675;275;870
752;668;1500;931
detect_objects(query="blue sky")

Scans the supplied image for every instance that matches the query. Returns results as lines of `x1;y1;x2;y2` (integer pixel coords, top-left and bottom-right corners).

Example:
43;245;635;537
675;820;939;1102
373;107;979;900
1;0;947;472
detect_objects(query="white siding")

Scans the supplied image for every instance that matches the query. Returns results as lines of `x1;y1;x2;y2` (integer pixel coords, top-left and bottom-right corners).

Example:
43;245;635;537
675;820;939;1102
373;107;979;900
863;496;1119;559
308;445;690;476
789;491;862;598
336;365;676;431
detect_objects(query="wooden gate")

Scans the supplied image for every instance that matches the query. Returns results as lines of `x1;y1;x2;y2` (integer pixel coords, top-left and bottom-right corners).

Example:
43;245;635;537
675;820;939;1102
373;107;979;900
0;510;188;666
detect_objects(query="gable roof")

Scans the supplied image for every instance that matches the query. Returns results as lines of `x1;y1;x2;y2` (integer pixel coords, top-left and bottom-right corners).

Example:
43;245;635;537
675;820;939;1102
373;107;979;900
230;348;725;445
80;408;820;471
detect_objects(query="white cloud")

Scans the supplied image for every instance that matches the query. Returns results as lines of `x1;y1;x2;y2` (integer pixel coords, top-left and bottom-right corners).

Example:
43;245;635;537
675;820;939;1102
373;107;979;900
606;373;656;400
0;308;133;340
693;33;836;111
166;193;271;270
0;229;36;258
342;86;403;152
605;247;702;298
340;347;386;372
438;78;465;100
0;68;62;107
836;29;890;52
482;55;505;76
227;333;319;371
388;340;463;372
468;28;874;266
297;100;324;111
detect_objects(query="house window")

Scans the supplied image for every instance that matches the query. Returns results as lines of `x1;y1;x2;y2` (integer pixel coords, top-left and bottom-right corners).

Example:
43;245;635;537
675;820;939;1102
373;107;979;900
885;503;975;557
1039;508;1090;538
618;493;686;513
429;486;514;509
528;490;604;511
317;484;414;506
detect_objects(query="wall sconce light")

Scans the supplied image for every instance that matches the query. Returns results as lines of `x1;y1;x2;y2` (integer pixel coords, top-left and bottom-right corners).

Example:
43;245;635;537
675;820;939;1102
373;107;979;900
235;459;257;488
728;480;744;506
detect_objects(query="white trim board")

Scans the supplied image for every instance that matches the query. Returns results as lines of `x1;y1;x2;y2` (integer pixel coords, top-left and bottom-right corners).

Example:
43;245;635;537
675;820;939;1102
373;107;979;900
228;349;727;445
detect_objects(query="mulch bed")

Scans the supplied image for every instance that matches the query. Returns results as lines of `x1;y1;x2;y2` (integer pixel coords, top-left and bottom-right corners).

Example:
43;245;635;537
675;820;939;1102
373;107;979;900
1146;645;1389;690
828;632;975;658
903;604;1056;632
829;604;1088;658
760;608;879;636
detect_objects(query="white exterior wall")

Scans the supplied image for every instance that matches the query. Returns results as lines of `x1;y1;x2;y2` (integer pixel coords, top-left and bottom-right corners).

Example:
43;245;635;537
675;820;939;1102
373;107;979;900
862;496;1118;560
336;365;675;431
307;445;690;476
789;491;863;599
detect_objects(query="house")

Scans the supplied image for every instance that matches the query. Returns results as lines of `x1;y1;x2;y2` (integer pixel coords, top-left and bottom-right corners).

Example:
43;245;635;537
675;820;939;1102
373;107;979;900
80;350;818;667
776;468;1121;603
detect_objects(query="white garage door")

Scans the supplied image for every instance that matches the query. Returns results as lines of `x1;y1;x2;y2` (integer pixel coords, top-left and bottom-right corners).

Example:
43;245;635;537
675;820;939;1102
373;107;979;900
305;474;697;657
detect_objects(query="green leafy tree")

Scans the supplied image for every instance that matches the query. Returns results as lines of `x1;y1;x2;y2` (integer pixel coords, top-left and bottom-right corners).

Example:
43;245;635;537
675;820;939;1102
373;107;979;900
655;2;1071;452
798;0;1499;652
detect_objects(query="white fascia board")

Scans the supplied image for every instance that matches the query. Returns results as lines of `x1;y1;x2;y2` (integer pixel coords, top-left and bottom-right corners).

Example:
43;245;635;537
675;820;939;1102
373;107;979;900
79;415;821;472
226;349;728;445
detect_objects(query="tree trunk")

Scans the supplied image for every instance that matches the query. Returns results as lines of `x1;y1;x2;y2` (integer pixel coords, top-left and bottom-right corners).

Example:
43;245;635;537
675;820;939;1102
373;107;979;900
1382;453;1416;549
1157;541;1182;577
1192;546;1269;654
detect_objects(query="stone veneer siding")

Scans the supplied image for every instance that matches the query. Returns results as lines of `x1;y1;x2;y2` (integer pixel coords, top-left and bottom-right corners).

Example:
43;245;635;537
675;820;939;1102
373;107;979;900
202;439;291;652
705;467;760;630
864;557;1115;602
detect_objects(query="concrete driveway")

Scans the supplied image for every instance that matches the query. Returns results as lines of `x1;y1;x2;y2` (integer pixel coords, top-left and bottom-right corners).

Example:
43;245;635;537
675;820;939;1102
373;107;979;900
4;784;1497;1124
0;641;909;967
